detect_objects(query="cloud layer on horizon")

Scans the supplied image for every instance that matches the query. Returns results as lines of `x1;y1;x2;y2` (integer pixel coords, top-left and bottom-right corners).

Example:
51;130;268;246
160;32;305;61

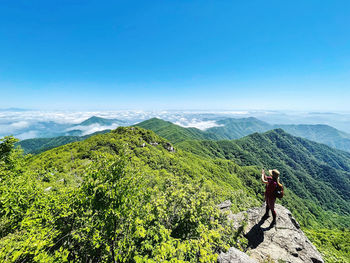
2;110;350;140
65;123;121;136
174;119;223;130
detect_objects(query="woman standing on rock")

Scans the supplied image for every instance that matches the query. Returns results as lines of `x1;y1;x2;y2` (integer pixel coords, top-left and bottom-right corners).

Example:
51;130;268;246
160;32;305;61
261;168;282;226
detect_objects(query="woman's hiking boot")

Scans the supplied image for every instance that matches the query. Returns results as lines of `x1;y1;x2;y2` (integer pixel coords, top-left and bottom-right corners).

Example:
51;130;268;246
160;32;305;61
262;212;269;220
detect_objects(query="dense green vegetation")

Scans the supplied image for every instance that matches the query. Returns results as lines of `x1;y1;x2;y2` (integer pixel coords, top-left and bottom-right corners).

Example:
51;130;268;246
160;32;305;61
304;228;350;263
17;117;221;154
2;120;350;262
18;135;85;154
176;130;350;262
207;118;350;152
206;117;350;153
136;118;222;143
178;129;350;227
138;117;350;152
278;124;350;153
16;116;122;154
206;117;271;139
1;128;263;262
20;117;350;155
17;130;110;154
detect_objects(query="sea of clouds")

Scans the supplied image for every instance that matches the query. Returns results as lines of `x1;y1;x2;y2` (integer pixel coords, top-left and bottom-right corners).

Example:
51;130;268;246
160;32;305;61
1;109;350;140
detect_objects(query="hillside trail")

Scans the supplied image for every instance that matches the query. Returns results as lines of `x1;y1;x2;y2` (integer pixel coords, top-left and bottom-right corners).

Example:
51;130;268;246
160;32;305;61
218;203;324;263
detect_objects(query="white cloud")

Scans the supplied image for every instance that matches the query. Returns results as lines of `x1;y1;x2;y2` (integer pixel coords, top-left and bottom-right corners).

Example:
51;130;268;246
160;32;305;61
174;120;223;130
2;109;350;137
17;130;38;140
10;121;31;129
0;121;32;136
65;123;121;136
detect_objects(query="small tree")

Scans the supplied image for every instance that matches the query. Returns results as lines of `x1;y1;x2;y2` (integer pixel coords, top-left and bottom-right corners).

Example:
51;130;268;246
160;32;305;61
69;153;143;262
0;136;18;163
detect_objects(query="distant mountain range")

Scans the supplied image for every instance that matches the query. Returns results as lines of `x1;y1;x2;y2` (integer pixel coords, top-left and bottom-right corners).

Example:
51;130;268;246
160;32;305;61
5;115;123;138
277;124;350;152
207;117;350;152
16;116;350;154
18;130;110;154
206;117;271;139
78;116;123;126
18;124;350;225
134;118;222;143
16;116;125;153
138;117;350;153
64;116;126;136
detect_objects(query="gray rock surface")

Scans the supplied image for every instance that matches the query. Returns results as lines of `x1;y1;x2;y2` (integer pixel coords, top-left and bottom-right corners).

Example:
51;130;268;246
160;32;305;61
221;204;324;263
165;142;175;152
217;200;232;210
218;247;258;263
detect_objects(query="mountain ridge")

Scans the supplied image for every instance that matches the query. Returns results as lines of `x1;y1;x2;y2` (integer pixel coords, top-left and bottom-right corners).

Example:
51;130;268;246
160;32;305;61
77;116;125;126
135;117;223;143
178;128;350;229
16;116;126;153
2;125;350;261
16;116;350;154
206;118;350;152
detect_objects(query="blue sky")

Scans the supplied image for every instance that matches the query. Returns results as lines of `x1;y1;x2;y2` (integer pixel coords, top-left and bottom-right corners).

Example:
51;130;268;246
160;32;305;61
1;0;349;111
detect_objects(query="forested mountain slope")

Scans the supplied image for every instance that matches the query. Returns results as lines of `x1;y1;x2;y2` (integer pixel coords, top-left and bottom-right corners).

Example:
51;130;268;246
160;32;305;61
16;116;125;154
17;130;110;154
78;116;124;126
206;117;272;139
17;117;221;154
18;118;220;154
176;130;350;262
178;129;350;228
18;117;350;154
278;124;350;153
207;118;350;153
1;127;264;262
205;118;350;152
135;118;222;143
137;117;350;153
1;126;349;262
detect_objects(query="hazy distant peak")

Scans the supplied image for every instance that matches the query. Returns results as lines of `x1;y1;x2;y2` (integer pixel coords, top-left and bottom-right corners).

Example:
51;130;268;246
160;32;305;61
78;116;122;126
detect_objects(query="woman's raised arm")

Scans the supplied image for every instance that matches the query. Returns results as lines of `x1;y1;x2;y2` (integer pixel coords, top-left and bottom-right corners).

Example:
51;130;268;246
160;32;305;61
261;168;268;184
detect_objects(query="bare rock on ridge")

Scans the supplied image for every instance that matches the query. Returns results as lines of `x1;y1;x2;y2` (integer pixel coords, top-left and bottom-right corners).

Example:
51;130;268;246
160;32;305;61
218;247;258;263
217;200;232;210
219;204;324;263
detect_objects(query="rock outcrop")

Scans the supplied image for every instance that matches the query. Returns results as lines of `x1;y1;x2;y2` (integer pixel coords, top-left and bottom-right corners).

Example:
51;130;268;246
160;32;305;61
218;204;324;263
218;247;258;263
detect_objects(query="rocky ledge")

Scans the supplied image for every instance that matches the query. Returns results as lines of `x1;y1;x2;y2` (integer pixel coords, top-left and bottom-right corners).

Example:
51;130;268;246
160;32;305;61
218;204;324;263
